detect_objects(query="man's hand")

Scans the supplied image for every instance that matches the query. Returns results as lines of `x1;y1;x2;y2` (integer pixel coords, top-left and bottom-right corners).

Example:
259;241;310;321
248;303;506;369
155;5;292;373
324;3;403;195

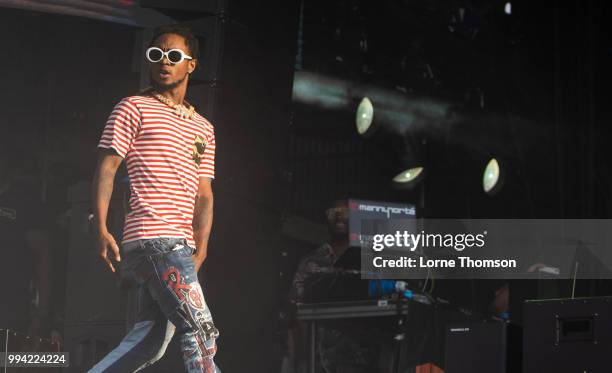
193;248;208;273
97;229;121;273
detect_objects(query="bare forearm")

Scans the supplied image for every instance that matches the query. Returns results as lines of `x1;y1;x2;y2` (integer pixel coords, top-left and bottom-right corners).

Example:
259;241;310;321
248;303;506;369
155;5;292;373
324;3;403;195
92;163;116;232
192;195;213;269
92;152;123;273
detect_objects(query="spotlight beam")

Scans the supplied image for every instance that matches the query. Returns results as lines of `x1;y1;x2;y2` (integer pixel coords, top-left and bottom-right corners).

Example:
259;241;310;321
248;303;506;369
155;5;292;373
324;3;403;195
292;70;460;135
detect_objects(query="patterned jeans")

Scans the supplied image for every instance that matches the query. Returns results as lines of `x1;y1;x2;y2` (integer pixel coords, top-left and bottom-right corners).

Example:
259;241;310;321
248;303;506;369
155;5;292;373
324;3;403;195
89;237;220;373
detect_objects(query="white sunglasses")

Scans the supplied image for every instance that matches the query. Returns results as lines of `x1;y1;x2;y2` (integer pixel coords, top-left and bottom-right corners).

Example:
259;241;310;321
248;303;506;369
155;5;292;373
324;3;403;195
146;47;193;64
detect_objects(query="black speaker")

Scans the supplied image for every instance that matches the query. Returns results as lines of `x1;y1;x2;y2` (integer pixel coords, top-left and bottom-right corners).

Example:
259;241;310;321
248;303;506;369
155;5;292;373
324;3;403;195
523;297;612;373
445;321;522;373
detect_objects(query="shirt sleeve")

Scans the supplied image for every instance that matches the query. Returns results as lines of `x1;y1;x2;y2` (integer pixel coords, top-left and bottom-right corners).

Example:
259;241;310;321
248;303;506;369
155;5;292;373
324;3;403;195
198;129;216;179
97;98;141;158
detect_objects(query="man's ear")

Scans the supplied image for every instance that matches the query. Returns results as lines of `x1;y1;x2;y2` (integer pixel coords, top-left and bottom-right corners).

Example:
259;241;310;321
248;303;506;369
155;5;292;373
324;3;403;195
189;59;197;74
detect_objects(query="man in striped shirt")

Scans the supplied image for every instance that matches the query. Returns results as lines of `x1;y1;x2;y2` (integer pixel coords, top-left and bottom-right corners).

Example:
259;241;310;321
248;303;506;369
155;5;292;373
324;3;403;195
90;25;220;373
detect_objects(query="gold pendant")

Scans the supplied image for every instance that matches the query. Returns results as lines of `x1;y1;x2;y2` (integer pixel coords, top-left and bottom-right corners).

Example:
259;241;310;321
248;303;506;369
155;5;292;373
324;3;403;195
174;105;193;120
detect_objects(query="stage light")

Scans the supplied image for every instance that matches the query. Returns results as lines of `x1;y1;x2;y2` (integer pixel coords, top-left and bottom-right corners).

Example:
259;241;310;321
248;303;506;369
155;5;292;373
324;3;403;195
392;167;424;189
504;2;512;15
483;158;503;195
356;97;376;137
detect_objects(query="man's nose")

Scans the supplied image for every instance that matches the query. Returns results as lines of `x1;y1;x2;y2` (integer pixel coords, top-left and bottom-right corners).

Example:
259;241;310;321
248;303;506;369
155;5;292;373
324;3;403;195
158;53;172;65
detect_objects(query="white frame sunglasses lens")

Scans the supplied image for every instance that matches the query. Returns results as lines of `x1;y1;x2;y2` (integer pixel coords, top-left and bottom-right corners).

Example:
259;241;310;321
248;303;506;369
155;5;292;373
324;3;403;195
146;47;192;64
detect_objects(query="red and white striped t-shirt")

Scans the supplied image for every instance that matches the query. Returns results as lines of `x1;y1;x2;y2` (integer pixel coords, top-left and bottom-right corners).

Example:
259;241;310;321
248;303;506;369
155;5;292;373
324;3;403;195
98;95;216;246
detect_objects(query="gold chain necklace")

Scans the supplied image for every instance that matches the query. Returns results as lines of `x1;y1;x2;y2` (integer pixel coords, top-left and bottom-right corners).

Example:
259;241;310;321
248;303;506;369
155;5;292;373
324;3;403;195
144;88;195;120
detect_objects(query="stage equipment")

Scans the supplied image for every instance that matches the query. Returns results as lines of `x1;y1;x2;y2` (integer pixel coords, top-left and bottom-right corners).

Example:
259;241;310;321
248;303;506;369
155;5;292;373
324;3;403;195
297;299;433;373
347;198;417;250
392;166;425;189
523;296;612;373
297;298;429;321
354;95;427;187
483;157;504;195
0;0;173;26
445;321;522;373
368;280;433;305
291;71;457;132
356;97;376;137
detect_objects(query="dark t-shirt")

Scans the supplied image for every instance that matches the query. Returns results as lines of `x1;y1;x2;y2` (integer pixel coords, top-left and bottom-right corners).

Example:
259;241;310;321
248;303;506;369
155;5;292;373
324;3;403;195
0;181;46;329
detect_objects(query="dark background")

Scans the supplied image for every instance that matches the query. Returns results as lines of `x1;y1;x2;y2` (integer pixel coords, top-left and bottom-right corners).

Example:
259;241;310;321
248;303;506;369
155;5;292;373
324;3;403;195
284;0;612;222
1;0;611;372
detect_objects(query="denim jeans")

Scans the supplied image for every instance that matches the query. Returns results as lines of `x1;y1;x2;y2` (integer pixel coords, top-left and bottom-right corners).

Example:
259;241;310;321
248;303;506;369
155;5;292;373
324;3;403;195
89;237;220;373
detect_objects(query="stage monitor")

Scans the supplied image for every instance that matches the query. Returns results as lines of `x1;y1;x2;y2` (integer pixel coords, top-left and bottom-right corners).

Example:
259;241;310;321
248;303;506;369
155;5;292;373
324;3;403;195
348;199;417;251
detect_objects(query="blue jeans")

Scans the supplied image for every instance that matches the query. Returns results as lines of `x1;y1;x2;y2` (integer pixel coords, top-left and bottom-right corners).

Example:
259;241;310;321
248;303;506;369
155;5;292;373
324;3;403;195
89;237;220;373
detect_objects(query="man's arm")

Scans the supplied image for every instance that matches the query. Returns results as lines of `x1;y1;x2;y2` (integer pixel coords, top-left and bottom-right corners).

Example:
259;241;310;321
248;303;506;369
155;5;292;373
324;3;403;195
192;177;214;272
92;149;124;273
